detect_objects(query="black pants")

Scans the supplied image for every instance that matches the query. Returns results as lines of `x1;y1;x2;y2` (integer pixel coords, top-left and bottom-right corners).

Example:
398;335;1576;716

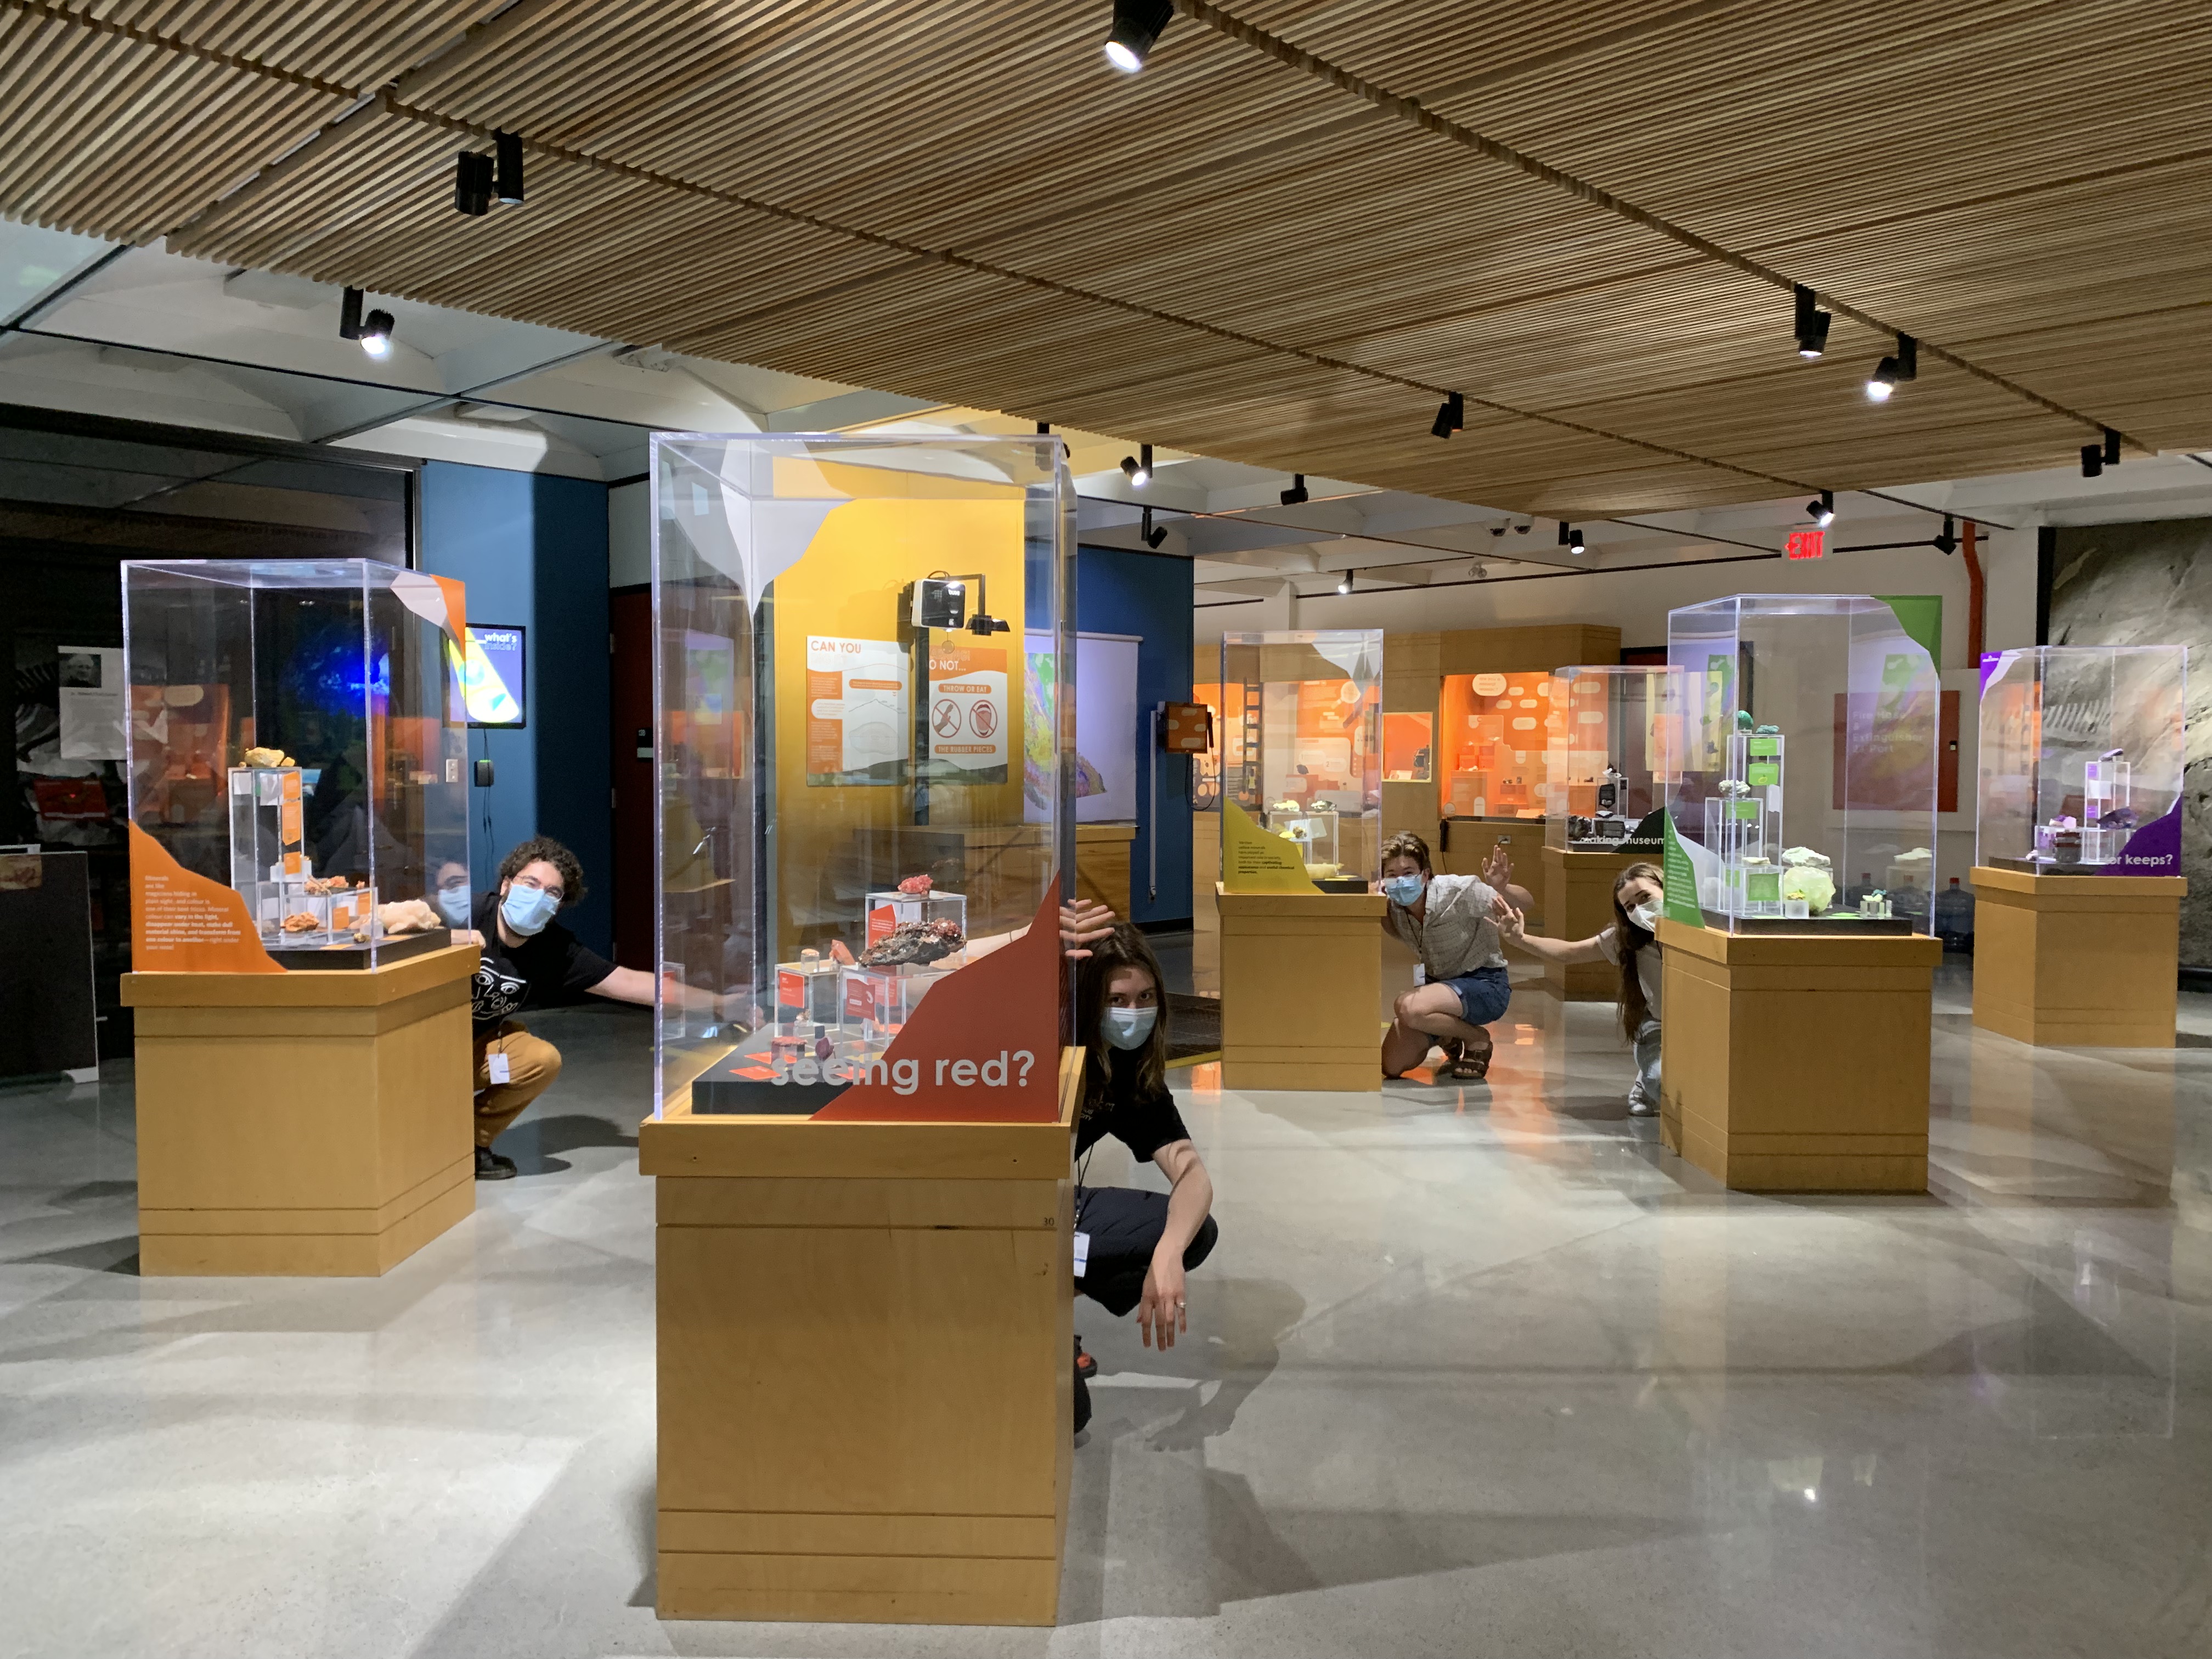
1074;1185;1220;1317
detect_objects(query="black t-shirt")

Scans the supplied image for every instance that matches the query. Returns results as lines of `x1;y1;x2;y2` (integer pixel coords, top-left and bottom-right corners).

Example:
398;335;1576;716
1076;1055;1192;1166
469;891;616;1031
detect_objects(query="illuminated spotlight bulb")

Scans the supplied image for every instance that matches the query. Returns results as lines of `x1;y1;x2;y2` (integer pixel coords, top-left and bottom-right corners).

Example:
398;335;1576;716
1336;569;1355;595
359;309;394;359
1104;0;1173;71
1865;362;1898;402
1569;527;1586;555
1865;331;1917;402
1793;284;1832;359
1807;490;1835;527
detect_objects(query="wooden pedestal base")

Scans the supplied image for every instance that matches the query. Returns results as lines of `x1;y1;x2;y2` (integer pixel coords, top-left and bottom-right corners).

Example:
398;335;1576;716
121;944;478;1276
639;1054;1079;1627
1657;921;1940;1192
1970;866;2185;1047
1217;885;1386;1089
1541;845;1646;999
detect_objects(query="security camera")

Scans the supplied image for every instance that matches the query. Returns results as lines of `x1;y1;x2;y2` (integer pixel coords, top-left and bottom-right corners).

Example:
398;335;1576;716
1489;523;1506;537
1514;522;1532;534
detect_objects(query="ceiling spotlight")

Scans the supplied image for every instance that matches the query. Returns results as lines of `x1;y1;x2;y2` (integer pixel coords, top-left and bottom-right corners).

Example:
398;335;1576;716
454;149;493;216
1488;523;1506;537
1337;569;1354;595
1558;522;1587;555
1140;506;1167;549
2080;443;2104;479
1933;515;1958;556
1793;285;1832;359
1806;489;1835;527
1036;420;1051;435
1280;473;1309;506
2102;428;2121;466
1120;443;1153;486
494;131;525;206
338;287;394;358
1430;391;1465;439
1866;332;1917;402
1470;561;1490;579
1104;0;1173;71
1514;521;1531;534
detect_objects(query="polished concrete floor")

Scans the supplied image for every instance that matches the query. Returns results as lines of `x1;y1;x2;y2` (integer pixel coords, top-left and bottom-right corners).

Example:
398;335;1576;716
4;962;2210;1658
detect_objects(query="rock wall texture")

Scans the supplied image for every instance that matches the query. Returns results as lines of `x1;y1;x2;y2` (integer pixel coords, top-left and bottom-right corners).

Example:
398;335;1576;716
2050;518;2212;965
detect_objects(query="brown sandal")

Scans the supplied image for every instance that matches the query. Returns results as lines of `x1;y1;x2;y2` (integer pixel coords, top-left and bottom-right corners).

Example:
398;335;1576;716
1446;1047;1491;1081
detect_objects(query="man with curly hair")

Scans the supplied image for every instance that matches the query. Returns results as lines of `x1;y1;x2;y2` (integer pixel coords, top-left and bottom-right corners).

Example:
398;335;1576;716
454;836;723;1179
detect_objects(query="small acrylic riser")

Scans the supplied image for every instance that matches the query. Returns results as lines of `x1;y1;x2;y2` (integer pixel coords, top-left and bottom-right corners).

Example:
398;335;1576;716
247;878;381;947
1702;729;1785;919
2030;821;2125;868
1265;806;1341;876
862;889;968;947
227;765;304;891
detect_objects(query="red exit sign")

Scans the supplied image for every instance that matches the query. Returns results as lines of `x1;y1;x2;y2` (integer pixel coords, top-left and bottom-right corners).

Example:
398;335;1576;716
1785;527;1826;561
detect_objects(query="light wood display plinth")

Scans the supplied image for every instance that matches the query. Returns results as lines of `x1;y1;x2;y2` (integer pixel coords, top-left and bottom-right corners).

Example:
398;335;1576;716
1540;845;1646;1000
1657;920;1940;1193
121;944;478;1276
1217;885;1385;1089
1075;821;1137;920
1970;866;2186;1047
639;1052;1080;1627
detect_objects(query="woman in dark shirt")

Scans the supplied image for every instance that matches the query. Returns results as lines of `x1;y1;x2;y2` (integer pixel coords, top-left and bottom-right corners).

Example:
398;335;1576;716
1071;927;1218;1424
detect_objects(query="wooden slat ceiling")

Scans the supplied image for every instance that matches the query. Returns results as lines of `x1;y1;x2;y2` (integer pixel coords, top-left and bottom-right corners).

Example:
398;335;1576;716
3;0;2208;516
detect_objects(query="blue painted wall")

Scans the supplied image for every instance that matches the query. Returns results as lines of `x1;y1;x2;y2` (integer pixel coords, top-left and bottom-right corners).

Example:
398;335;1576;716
420;462;612;954
1075;545;1194;926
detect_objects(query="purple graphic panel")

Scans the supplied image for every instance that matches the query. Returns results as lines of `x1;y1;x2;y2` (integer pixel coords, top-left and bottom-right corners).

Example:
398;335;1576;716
2090;799;2182;876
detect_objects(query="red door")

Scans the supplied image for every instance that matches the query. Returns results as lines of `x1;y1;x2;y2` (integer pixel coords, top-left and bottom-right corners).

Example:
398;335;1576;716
610;587;654;969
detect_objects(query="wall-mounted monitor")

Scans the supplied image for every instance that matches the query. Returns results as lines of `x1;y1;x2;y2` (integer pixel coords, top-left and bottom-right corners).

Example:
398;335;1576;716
448;623;527;728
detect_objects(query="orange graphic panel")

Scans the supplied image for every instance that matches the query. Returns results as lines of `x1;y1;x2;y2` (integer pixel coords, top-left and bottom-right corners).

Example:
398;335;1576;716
129;823;281;974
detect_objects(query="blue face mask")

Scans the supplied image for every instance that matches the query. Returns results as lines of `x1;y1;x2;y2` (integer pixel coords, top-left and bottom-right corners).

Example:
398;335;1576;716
436;885;473;928
1383;873;1426;907
500;883;559;937
1101;1006;1158;1051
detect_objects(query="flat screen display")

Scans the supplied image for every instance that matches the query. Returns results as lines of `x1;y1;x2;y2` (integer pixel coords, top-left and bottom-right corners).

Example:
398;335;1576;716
447;623;526;728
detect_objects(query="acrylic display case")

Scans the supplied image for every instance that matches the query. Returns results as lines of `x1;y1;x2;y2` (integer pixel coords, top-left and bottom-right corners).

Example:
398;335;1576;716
1221;629;1381;887
1666;595;1938;933
122;558;468;970
653;433;1074;1120
1976;646;2186;875
1544;665;1684;850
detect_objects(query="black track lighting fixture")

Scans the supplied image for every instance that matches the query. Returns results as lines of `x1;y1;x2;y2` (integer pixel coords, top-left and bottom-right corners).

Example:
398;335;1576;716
1035;420;1051;435
494;131;525;205
1430;391;1465;439
1933;515;1959;556
338;286;393;358
1806;489;1835;527
1337;569;1355;595
1140;506;1167;549
1121;443;1153;487
1793;285;1832;359
2103;428;2121;466
1866;333;1918;403
454;149;493;216
1559;522;1586;555
2080;443;2104;478
1280;473;1308;506
1104;0;1173;71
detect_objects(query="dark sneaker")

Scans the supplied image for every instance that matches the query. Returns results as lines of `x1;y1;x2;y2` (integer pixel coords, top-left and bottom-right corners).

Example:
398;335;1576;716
1073;1364;1092;1434
1075;1336;1097;1380
475;1146;517;1180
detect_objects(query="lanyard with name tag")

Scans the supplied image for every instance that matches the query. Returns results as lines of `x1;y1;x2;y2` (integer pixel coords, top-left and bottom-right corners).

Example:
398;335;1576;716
1072;1232;1089;1278
488;1052;511;1085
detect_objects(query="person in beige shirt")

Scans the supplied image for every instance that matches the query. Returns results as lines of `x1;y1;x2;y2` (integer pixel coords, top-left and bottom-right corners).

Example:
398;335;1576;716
1499;861;1664;1115
1376;830;1534;1082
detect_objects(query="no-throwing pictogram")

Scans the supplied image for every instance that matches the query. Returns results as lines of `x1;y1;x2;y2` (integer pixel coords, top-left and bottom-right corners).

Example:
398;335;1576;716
932;699;961;737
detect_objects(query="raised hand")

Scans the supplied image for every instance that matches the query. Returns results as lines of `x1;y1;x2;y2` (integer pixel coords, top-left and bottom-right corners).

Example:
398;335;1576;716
1481;842;1514;892
1059;900;1116;960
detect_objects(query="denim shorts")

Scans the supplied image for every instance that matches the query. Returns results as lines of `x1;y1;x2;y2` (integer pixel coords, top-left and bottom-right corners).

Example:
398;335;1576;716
1440;965;1511;1026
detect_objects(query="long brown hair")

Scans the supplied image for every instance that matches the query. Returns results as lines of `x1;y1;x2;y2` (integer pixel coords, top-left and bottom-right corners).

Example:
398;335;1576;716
1613;861;1662;1041
1076;924;1171;1109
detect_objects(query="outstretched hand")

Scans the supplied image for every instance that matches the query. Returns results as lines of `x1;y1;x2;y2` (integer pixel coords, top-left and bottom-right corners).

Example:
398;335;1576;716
1494;896;1527;944
1060;900;1116;960
1481;842;1514;892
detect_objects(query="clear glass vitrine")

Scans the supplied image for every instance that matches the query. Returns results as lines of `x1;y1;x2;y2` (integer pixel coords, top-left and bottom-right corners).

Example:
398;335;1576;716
1544;665;1684;850
1977;645;2186;874
653;433;1074;1120
1665;595;1939;932
121;558;468;970
1220;629;1381;887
